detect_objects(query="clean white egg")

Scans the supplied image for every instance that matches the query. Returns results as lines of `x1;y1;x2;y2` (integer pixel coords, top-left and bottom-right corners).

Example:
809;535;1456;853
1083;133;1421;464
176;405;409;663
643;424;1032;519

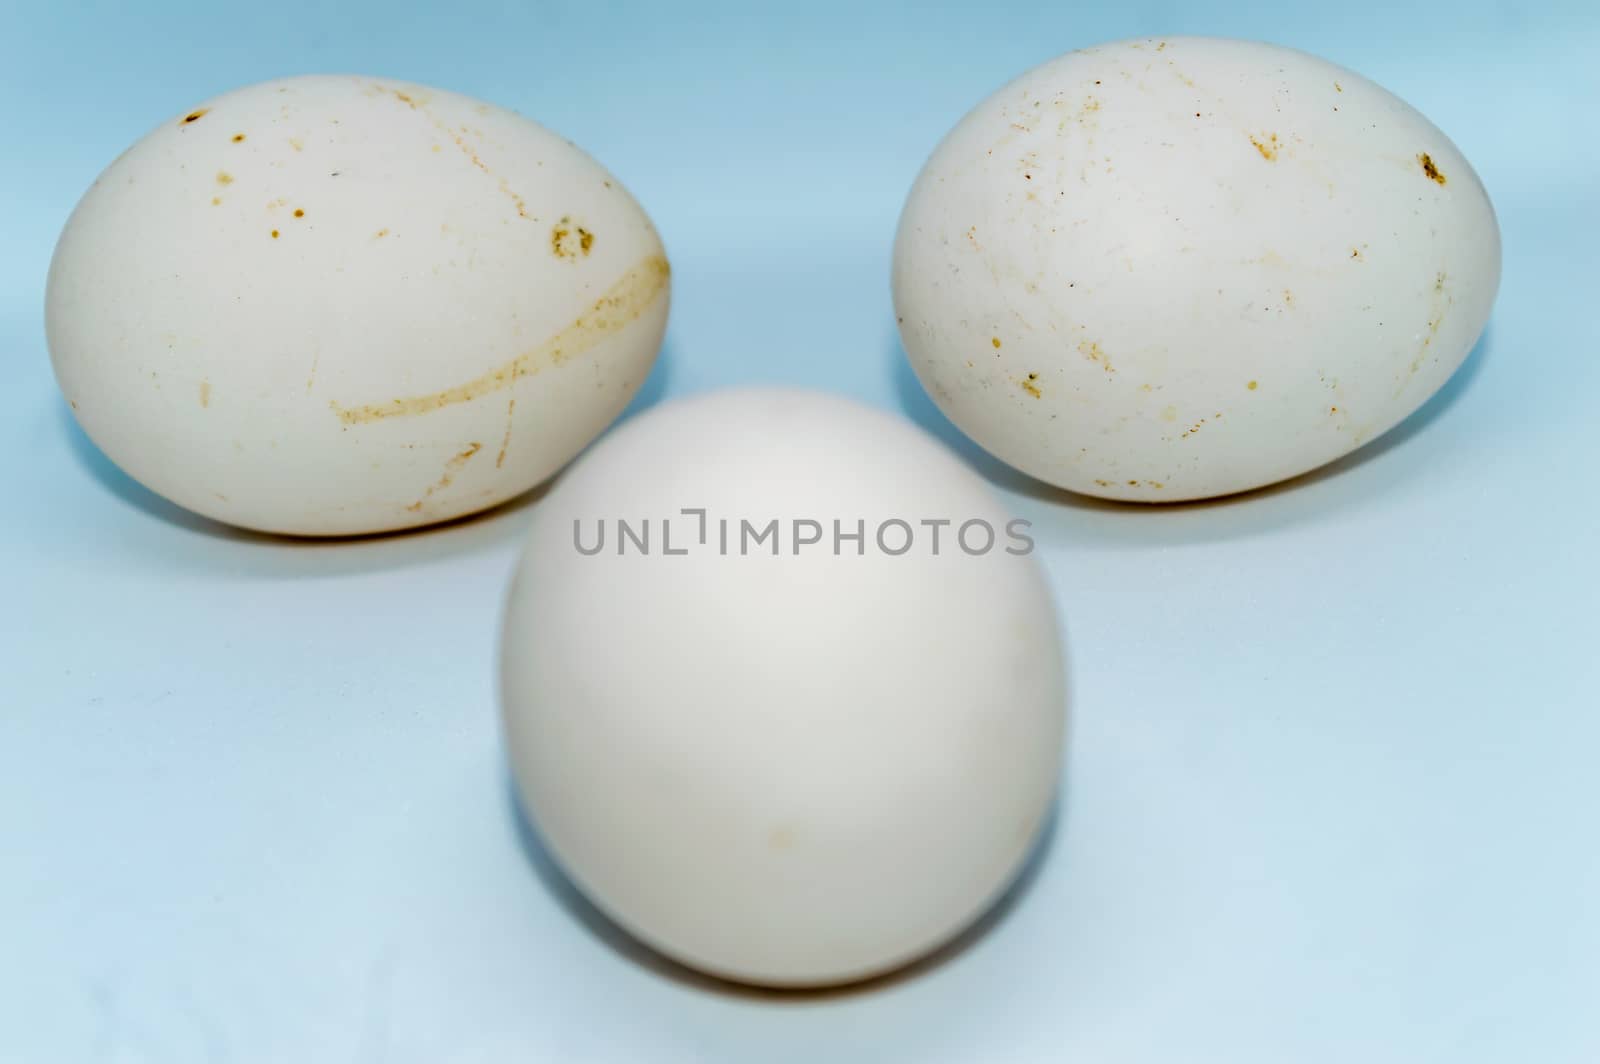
500;388;1066;987
893;37;1500;501
47;75;669;535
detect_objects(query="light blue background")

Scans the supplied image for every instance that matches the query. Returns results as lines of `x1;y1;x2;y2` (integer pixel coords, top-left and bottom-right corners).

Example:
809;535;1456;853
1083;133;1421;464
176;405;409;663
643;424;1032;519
2;1;1596;1060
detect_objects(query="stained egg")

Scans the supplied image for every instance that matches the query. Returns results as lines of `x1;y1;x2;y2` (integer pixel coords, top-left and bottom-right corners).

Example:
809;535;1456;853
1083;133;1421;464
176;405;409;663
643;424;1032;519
893;37;1500;501
501;388;1066;987
47;75;670;535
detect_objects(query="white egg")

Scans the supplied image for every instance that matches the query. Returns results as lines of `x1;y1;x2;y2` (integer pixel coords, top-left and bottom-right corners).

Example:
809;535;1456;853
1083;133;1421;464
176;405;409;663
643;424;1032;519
47;75;669;535
893;37;1500;501
500;388;1065;987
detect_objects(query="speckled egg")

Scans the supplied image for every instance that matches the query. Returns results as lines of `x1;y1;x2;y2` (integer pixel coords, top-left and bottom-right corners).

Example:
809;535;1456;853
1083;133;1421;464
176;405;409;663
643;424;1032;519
47;75;670;535
893;37;1500;501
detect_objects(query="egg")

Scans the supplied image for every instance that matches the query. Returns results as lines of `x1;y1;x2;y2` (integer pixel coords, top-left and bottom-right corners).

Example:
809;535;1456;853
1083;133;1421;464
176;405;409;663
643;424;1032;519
500;388;1066;986
46;75;670;535
892;37;1500;501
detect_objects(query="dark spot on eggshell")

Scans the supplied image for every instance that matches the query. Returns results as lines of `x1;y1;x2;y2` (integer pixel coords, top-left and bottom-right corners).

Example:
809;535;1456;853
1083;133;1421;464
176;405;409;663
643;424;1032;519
551;216;595;259
1419;153;1447;184
1250;133;1281;161
182;108;209;124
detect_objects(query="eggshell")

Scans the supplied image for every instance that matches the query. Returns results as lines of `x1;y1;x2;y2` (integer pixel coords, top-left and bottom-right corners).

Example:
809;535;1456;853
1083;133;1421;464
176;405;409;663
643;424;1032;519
500;388;1066;987
47;75;669;535
893;37;1500;501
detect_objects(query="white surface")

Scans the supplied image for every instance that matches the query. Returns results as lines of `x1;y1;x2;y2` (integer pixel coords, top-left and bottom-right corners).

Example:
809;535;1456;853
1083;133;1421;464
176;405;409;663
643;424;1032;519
501;389;1065;986
894;37;1500;501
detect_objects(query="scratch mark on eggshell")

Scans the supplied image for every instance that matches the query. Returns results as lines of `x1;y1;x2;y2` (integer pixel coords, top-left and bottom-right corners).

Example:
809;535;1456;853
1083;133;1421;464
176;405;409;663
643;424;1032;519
406;442;482;512
1078;339;1114;373
1395;271;1455;391
198;380;211;407
1407;304;1448;375
379;84;530;219
498;177;530;219
330;255;670;425
496;398;516;468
